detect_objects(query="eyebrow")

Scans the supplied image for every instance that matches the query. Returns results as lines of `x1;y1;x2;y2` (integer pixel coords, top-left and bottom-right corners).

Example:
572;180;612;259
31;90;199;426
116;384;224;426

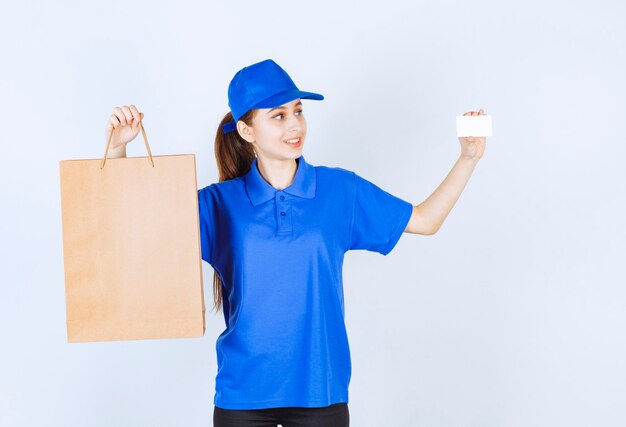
268;101;303;113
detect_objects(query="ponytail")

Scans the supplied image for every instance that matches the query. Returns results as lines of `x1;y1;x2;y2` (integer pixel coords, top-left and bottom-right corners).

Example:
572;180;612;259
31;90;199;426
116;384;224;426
211;109;256;313
214;110;256;182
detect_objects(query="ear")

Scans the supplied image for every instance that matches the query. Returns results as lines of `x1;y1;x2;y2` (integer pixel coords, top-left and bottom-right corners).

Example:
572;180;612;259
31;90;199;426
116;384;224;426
237;120;254;143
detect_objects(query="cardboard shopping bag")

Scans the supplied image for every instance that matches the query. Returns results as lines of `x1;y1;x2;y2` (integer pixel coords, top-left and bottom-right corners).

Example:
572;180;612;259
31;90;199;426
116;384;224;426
59;122;205;343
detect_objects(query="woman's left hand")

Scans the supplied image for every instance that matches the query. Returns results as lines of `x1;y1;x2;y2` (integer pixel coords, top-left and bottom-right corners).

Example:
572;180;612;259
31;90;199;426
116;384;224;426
458;108;487;160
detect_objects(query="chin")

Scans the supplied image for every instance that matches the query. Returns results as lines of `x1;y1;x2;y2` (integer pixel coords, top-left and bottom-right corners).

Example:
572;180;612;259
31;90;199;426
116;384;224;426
279;150;302;161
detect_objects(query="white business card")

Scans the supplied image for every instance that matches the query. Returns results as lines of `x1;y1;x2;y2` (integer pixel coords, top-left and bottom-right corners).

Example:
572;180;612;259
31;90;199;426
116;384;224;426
456;114;493;137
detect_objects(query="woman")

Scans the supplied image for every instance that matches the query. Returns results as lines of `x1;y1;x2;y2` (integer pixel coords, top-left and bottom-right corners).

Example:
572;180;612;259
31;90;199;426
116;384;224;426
104;59;486;427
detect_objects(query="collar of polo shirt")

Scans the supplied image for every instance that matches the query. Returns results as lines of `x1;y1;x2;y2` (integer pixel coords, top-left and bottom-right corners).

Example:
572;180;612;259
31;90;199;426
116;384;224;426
244;155;316;206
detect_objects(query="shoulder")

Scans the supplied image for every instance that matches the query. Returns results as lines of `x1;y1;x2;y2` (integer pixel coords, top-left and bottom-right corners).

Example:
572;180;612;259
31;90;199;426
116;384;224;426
314;164;384;196
313;164;357;188
198;177;245;199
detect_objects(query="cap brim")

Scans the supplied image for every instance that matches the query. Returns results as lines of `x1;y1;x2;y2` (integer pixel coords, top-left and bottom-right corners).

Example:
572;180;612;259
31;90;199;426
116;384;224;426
251;89;324;110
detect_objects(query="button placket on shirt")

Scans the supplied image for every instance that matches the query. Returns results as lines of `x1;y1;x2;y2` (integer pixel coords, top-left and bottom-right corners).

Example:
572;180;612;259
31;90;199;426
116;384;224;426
275;191;292;233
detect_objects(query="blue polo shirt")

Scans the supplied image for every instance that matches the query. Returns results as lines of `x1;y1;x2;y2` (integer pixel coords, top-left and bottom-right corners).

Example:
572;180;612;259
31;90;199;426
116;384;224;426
198;154;413;410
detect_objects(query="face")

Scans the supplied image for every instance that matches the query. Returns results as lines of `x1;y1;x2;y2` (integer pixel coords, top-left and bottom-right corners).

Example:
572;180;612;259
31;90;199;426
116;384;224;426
237;98;307;162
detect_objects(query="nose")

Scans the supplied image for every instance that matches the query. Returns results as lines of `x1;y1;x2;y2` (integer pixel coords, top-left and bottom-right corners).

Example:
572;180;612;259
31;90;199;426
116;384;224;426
286;113;301;132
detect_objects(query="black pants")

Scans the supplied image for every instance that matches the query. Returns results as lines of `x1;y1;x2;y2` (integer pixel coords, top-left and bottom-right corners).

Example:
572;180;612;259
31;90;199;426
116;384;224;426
213;402;349;427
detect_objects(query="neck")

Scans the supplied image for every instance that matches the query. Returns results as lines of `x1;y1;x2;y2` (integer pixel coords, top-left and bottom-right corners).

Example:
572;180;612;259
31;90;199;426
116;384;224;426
256;156;299;190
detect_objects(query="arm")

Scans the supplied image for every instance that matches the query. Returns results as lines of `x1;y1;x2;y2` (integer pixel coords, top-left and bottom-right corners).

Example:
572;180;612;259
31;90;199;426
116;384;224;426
405;108;487;235
404;155;480;235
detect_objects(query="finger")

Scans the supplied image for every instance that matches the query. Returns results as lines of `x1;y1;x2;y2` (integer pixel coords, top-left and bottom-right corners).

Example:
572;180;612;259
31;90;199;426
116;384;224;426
129;105;141;130
120;105;133;126
106;115;121;143
109;113;122;130
113;107;128;126
129;105;142;123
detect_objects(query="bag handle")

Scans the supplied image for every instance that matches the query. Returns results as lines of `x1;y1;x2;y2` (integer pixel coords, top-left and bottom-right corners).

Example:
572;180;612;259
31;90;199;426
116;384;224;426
100;121;155;169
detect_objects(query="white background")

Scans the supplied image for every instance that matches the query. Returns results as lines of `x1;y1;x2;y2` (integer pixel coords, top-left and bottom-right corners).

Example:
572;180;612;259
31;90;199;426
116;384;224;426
1;1;625;426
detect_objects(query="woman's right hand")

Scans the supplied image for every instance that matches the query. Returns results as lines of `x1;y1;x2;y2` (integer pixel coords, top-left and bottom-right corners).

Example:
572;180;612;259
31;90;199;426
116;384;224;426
105;105;144;150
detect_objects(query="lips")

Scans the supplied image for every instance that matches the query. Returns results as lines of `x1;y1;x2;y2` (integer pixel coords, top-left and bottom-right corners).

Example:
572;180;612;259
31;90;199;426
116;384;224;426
284;137;301;145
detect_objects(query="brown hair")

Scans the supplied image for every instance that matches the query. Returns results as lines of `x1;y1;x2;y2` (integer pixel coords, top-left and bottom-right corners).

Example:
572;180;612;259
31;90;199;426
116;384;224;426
210;109;257;313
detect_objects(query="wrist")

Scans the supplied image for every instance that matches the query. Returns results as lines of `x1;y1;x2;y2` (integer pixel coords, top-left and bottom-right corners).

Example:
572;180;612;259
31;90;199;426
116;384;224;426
459;154;480;163
107;143;127;159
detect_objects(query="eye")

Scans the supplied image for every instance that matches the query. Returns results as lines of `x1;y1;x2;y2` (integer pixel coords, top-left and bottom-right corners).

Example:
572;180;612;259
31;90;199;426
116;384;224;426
274;110;304;120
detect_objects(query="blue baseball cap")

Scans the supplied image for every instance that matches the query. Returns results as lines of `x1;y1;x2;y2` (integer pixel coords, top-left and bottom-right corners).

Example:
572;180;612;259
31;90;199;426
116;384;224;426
221;59;324;133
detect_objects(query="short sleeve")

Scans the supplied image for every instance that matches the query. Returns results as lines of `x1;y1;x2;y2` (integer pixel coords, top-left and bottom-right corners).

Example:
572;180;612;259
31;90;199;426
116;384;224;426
198;187;215;265
348;172;413;256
